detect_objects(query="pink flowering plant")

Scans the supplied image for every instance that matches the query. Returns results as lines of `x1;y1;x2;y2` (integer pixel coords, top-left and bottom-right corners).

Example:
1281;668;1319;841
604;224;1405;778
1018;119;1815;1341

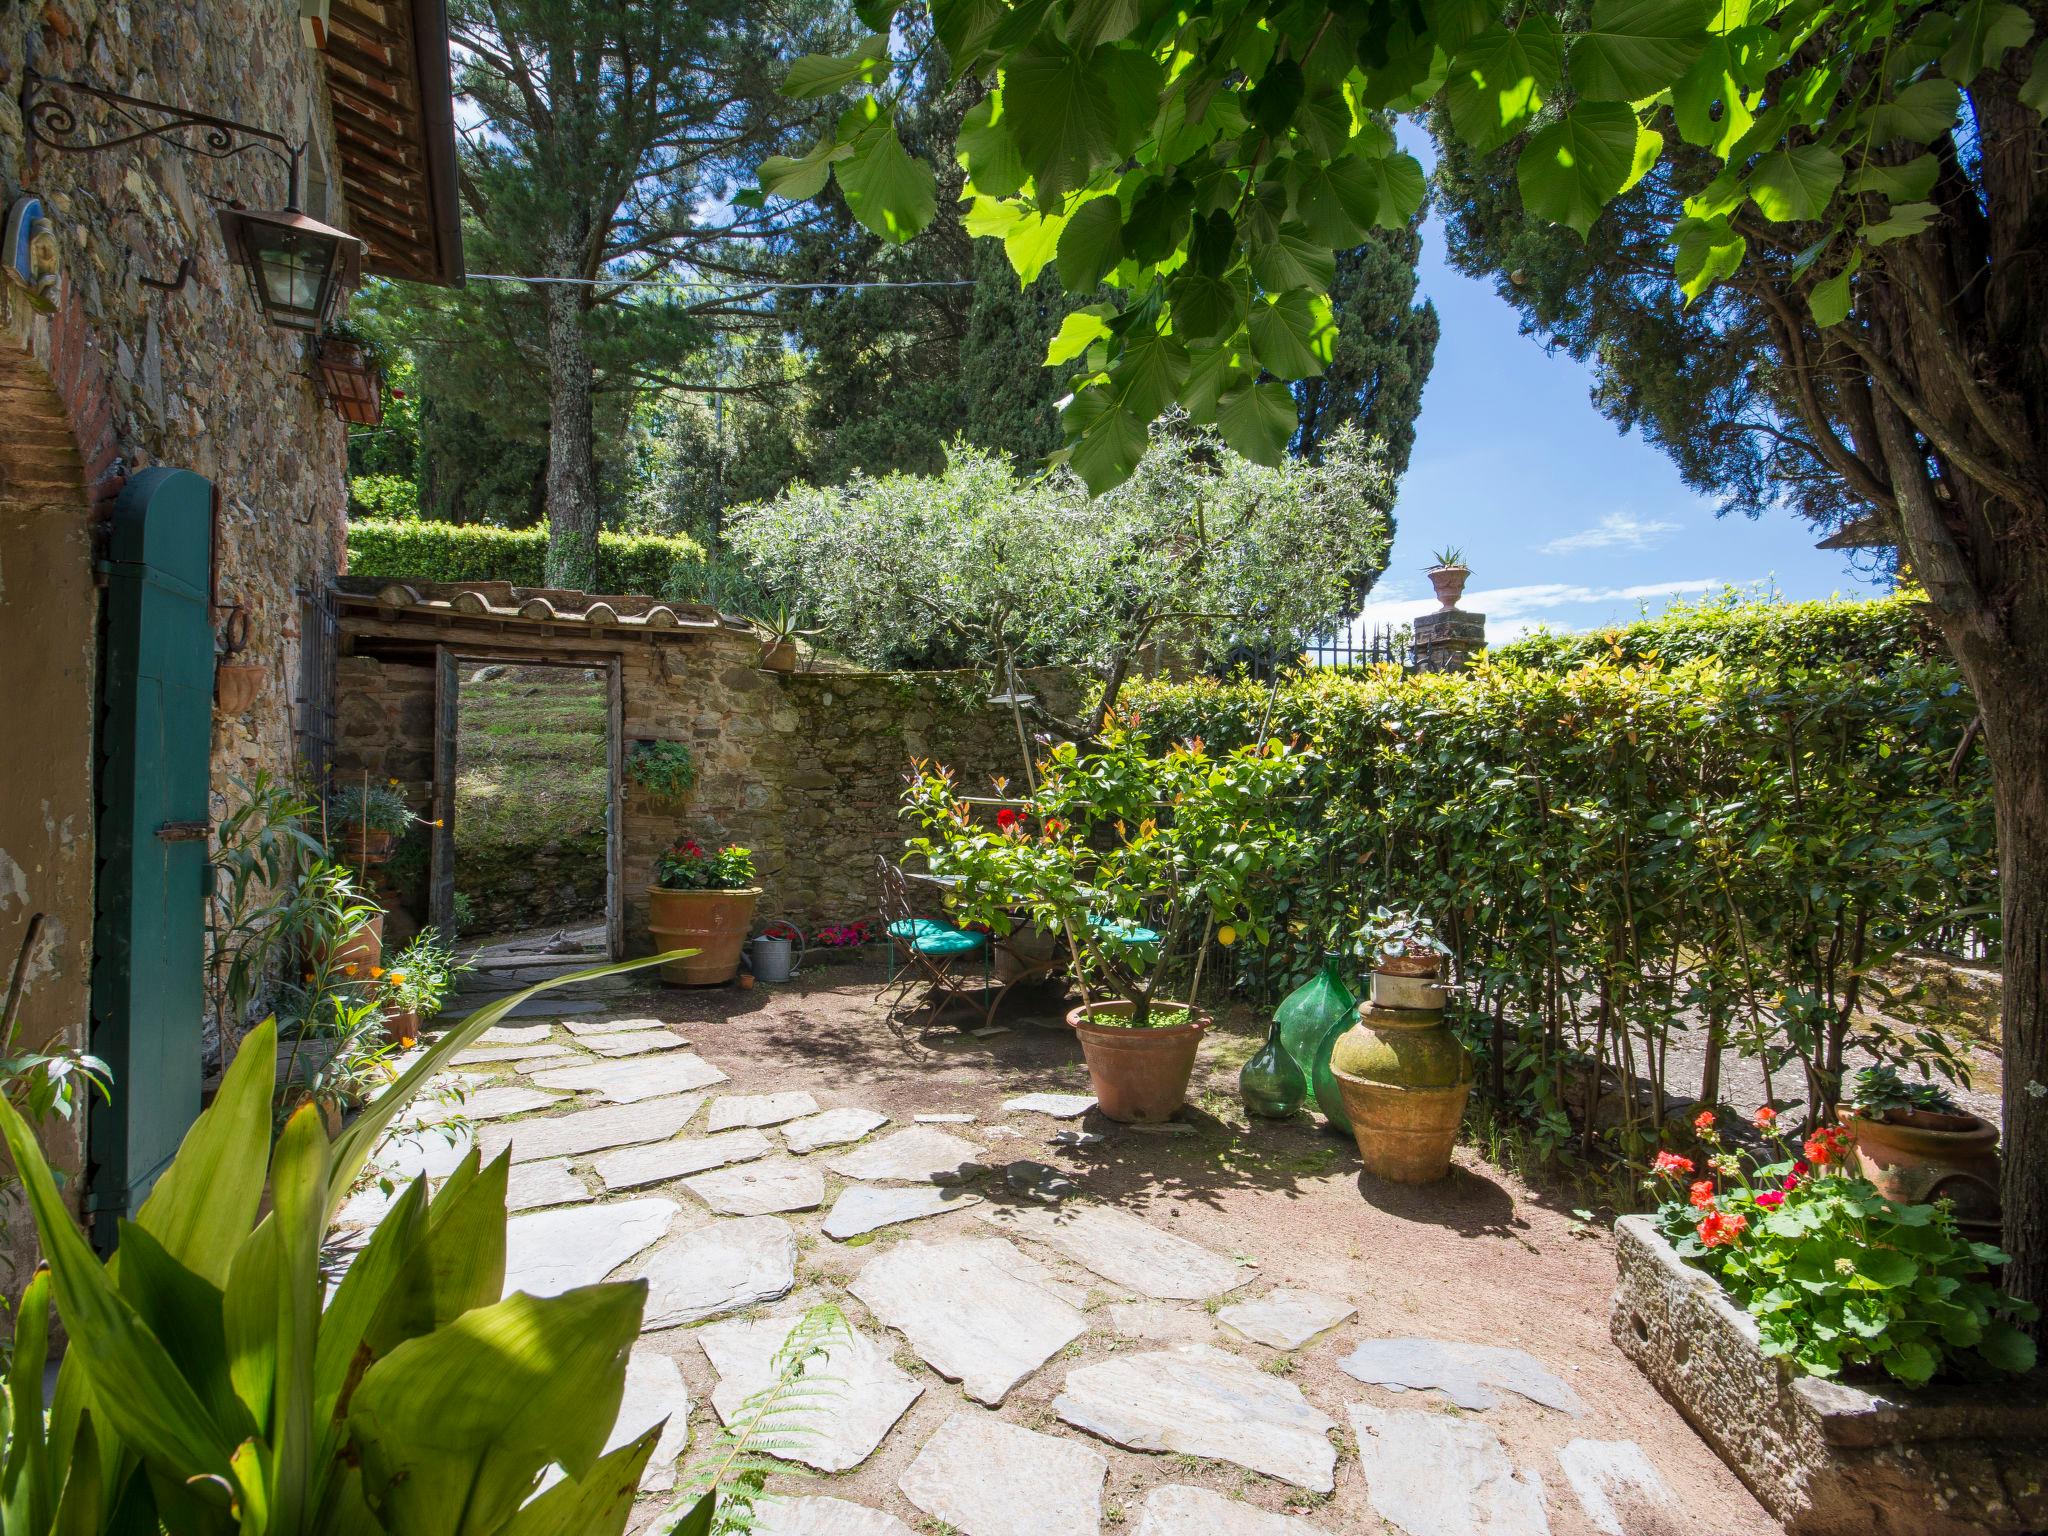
655;836;757;892
1650;1107;2035;1385
815;919;871;949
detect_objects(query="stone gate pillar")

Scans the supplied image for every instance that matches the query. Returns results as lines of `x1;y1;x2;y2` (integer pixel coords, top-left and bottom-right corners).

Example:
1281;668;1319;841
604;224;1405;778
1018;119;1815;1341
1411;595;1486;673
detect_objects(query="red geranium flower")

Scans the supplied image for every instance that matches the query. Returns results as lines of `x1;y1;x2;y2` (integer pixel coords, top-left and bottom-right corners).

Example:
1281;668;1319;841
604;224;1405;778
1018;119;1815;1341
995;807;1021;831
1693;1109;1717;1132
1699;1210;1748;1247
1688;1179;1717;1210
1802;1126;1852;1167
1754;1190;1785;1209
1651;1151;1694;1177
1752;1105;1778;1130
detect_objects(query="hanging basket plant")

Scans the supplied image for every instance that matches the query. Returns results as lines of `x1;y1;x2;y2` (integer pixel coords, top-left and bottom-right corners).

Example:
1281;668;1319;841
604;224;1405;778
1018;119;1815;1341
313;323;385;426
626;739;698;804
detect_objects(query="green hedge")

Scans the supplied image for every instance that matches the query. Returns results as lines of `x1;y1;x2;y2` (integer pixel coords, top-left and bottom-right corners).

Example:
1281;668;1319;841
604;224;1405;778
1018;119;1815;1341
1120;601;1993;1158
347;519;706;599
1492;590;1937;673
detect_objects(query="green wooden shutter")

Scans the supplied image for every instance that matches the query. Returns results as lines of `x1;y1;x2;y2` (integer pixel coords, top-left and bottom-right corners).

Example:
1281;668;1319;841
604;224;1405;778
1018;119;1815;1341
87;467;214;1247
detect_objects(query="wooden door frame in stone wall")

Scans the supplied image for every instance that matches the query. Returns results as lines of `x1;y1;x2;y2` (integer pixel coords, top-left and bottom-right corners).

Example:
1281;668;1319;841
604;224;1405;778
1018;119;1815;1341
429;647;625;959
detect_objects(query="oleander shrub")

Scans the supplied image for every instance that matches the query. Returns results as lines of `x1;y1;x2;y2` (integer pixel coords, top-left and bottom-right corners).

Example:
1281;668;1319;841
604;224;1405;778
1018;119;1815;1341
1122;600;1995;1159
348;518;705;599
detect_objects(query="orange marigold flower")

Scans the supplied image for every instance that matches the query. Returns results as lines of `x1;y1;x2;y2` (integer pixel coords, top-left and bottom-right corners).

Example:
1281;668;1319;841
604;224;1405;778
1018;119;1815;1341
1688;1179;1717;1210
1651;1151;1694;1177
344;963;360;976
369;965;385;979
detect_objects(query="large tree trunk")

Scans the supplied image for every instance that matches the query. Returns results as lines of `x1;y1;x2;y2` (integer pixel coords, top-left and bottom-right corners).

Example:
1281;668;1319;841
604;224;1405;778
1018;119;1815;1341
542;233;599;591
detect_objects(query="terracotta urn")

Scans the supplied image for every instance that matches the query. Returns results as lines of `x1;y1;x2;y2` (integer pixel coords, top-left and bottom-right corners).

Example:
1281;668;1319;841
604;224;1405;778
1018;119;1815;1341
1427;565;1470;609
758;639;798;673
1842;1106;2001;1238
647;885;761;985
1330;994;1471;1183
1066;999;1209;1124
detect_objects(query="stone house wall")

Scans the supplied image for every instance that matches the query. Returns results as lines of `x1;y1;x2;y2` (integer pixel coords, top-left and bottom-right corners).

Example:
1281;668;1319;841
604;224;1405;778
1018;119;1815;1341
1;0;354;1275
331;616;1080;946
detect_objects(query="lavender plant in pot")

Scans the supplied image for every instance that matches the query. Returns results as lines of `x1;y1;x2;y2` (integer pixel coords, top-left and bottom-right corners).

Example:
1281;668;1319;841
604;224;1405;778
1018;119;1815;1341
903;732;1306;1122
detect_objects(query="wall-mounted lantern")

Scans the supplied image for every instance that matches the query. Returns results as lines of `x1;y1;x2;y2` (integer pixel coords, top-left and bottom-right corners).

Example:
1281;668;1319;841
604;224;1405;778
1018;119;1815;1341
22;69;364;333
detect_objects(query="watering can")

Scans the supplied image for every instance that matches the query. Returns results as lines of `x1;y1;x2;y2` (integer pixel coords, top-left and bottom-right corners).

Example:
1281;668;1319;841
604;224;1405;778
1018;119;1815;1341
750;919;805;984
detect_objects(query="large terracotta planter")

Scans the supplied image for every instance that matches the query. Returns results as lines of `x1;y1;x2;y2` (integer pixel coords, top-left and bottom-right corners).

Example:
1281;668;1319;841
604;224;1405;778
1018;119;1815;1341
1066;999;1209;1124
758;639;798;673
647;885;760;985
1330;997;1471;1183
343;828;397;868
316;912;384;974
1843;1107;2001;1238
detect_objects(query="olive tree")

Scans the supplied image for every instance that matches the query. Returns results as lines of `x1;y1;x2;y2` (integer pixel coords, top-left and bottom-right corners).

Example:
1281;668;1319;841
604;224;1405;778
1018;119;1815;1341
725;420;1395;727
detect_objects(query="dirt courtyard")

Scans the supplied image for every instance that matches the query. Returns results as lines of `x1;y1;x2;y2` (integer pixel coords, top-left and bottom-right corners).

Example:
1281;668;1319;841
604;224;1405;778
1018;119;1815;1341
523;957;1782;1534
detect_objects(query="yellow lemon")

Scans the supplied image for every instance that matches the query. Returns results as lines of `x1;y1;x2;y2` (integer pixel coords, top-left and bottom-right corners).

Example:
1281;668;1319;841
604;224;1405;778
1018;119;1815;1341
1216;924;1238;947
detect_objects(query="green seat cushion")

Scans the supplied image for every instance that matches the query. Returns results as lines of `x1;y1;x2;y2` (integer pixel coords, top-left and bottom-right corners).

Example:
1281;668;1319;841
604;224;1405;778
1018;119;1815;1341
1087;913;1161;947
888;918;987;957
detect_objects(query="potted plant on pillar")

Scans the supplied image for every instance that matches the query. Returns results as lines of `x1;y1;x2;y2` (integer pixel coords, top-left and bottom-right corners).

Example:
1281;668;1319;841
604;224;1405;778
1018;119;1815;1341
1840;1064;2001;1235
647;836;760;985
1426;546;1470;609
747;599;821;673
903;732;1306;1122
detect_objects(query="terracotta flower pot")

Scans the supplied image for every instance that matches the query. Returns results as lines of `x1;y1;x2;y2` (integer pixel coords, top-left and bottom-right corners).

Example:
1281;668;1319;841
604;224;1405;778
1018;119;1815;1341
1843;1107;2001;1236
1330;1001;1472;1183
344;828;397;867
1066;999;1209;1124
315;912;384;974
214;662;265;716
647;885;761;985
1375;951;1443;979
1427;565;1469;609
383;1007;421;1048
758;639;798;673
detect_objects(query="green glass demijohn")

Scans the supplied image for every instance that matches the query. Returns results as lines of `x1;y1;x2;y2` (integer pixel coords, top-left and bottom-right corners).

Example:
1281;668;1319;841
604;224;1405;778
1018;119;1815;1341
1274;952;1358;1133
1239;1018;1307;1119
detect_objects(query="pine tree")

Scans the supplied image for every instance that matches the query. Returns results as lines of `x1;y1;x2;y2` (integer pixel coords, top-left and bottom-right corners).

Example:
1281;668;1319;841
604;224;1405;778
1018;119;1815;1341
1293;225;1439;475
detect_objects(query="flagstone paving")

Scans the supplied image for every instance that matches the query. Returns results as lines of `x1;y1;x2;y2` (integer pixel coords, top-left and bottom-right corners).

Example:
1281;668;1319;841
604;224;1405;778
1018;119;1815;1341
1054;1344;1340;1491
822;1182;984;1240
699;1310;922;1471
1348;1403;1552;1536
1133;1485;1336;1536
707;1090;821;1130
782;1105;889;1153
478;1093;706;1163
755;1495;916;1536
502;1197;677;1297
529;1051;728;1103
981;1203;1250;1300
850;1236;1086;1404
340;990;1752;1536
898;1410;1108;1536
582;1028;697;1057
1556;1439;1679;1536
1339;1337;1587;1416
635;1214;798;1328
681;1155;826;1215
594;1128;772;1191
825;1124;987;1184
1218;1288;1357;1351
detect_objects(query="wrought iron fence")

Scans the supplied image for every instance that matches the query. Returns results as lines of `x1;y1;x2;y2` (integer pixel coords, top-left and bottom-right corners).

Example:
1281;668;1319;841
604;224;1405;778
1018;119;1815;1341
1234;623;1411;680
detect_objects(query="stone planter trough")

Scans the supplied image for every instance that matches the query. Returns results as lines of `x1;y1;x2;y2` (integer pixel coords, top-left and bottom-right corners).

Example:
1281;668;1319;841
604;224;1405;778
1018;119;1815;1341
1610;1213;2048;1535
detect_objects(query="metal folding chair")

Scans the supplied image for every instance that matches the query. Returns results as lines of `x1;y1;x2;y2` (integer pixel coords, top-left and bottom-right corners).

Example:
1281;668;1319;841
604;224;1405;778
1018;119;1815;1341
876;856;1002;1029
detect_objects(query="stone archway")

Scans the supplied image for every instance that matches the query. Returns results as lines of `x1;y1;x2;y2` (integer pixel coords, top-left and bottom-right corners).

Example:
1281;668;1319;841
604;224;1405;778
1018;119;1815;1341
0;257;121;1278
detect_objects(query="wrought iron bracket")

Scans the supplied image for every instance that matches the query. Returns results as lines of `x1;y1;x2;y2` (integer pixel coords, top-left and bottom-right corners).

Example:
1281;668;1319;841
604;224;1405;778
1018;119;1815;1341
22;69;305;210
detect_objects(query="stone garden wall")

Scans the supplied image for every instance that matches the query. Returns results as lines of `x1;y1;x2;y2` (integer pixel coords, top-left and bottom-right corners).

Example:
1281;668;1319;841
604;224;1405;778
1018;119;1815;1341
332;611;1081;948
2;0;353;1274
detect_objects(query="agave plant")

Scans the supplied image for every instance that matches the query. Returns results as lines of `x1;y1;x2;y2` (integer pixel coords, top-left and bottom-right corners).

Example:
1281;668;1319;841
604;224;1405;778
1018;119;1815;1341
0;954;726;1536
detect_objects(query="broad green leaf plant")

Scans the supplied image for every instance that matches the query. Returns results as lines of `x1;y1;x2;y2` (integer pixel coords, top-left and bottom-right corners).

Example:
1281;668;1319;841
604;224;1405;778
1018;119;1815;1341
0;955;722;1536
755;0;2043;490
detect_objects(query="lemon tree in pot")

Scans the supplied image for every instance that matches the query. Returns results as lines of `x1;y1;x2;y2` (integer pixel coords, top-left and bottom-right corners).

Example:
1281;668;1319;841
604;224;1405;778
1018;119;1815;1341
648;836;761;985
904;731;1306;1122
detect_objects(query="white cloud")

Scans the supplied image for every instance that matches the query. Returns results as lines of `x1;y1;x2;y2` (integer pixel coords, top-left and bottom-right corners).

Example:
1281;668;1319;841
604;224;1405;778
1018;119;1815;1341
1540;512;1682;556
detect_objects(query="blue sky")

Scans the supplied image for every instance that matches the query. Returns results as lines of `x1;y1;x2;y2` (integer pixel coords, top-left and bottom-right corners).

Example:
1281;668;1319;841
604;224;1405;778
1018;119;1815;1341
1360;143;1883;644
